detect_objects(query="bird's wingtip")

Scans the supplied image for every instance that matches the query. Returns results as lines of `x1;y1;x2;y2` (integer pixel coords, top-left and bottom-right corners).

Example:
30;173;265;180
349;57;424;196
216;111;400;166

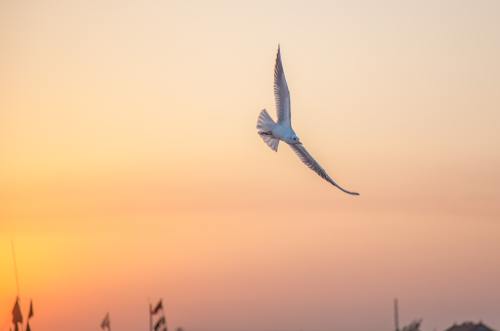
334;183;360;196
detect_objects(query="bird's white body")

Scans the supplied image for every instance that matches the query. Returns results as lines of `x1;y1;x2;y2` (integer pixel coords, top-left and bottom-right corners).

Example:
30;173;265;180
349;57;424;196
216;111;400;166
257;46;359;196
271;123;296;144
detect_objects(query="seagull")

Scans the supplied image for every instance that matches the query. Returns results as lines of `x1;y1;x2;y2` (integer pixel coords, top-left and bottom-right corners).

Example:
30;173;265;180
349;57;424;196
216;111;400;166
257;46;359;196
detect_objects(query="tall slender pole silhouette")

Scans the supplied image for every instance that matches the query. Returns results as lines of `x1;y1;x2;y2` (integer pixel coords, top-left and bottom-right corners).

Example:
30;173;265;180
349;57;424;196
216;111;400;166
10;240;23;331
394;299;400;331
149;303;153;331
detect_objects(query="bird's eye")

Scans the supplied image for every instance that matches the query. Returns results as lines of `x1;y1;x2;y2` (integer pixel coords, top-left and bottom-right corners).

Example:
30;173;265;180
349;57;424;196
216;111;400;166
293;137;297;140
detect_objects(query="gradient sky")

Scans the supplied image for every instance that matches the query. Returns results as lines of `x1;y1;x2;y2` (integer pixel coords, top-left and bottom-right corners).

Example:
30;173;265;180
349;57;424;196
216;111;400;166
1;1;500;331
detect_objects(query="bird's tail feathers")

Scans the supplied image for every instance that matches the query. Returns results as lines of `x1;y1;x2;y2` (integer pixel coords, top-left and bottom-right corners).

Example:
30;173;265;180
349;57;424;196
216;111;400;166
257;109;279;152
257;109;275;132
260;133;280;151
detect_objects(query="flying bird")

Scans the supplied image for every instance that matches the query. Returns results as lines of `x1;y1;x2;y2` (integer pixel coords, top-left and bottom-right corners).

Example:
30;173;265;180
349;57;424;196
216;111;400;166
257;46;359;196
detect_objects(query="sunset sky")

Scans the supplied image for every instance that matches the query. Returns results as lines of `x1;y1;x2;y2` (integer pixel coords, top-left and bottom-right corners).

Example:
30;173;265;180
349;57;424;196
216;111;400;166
1;1;500;331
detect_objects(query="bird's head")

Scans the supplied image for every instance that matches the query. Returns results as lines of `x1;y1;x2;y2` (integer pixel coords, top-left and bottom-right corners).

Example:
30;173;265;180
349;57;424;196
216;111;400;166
288;134;301;145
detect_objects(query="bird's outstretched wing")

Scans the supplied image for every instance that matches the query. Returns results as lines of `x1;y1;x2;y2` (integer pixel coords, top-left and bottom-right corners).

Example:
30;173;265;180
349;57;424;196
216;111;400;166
274;46;291;126
289;143;359;195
